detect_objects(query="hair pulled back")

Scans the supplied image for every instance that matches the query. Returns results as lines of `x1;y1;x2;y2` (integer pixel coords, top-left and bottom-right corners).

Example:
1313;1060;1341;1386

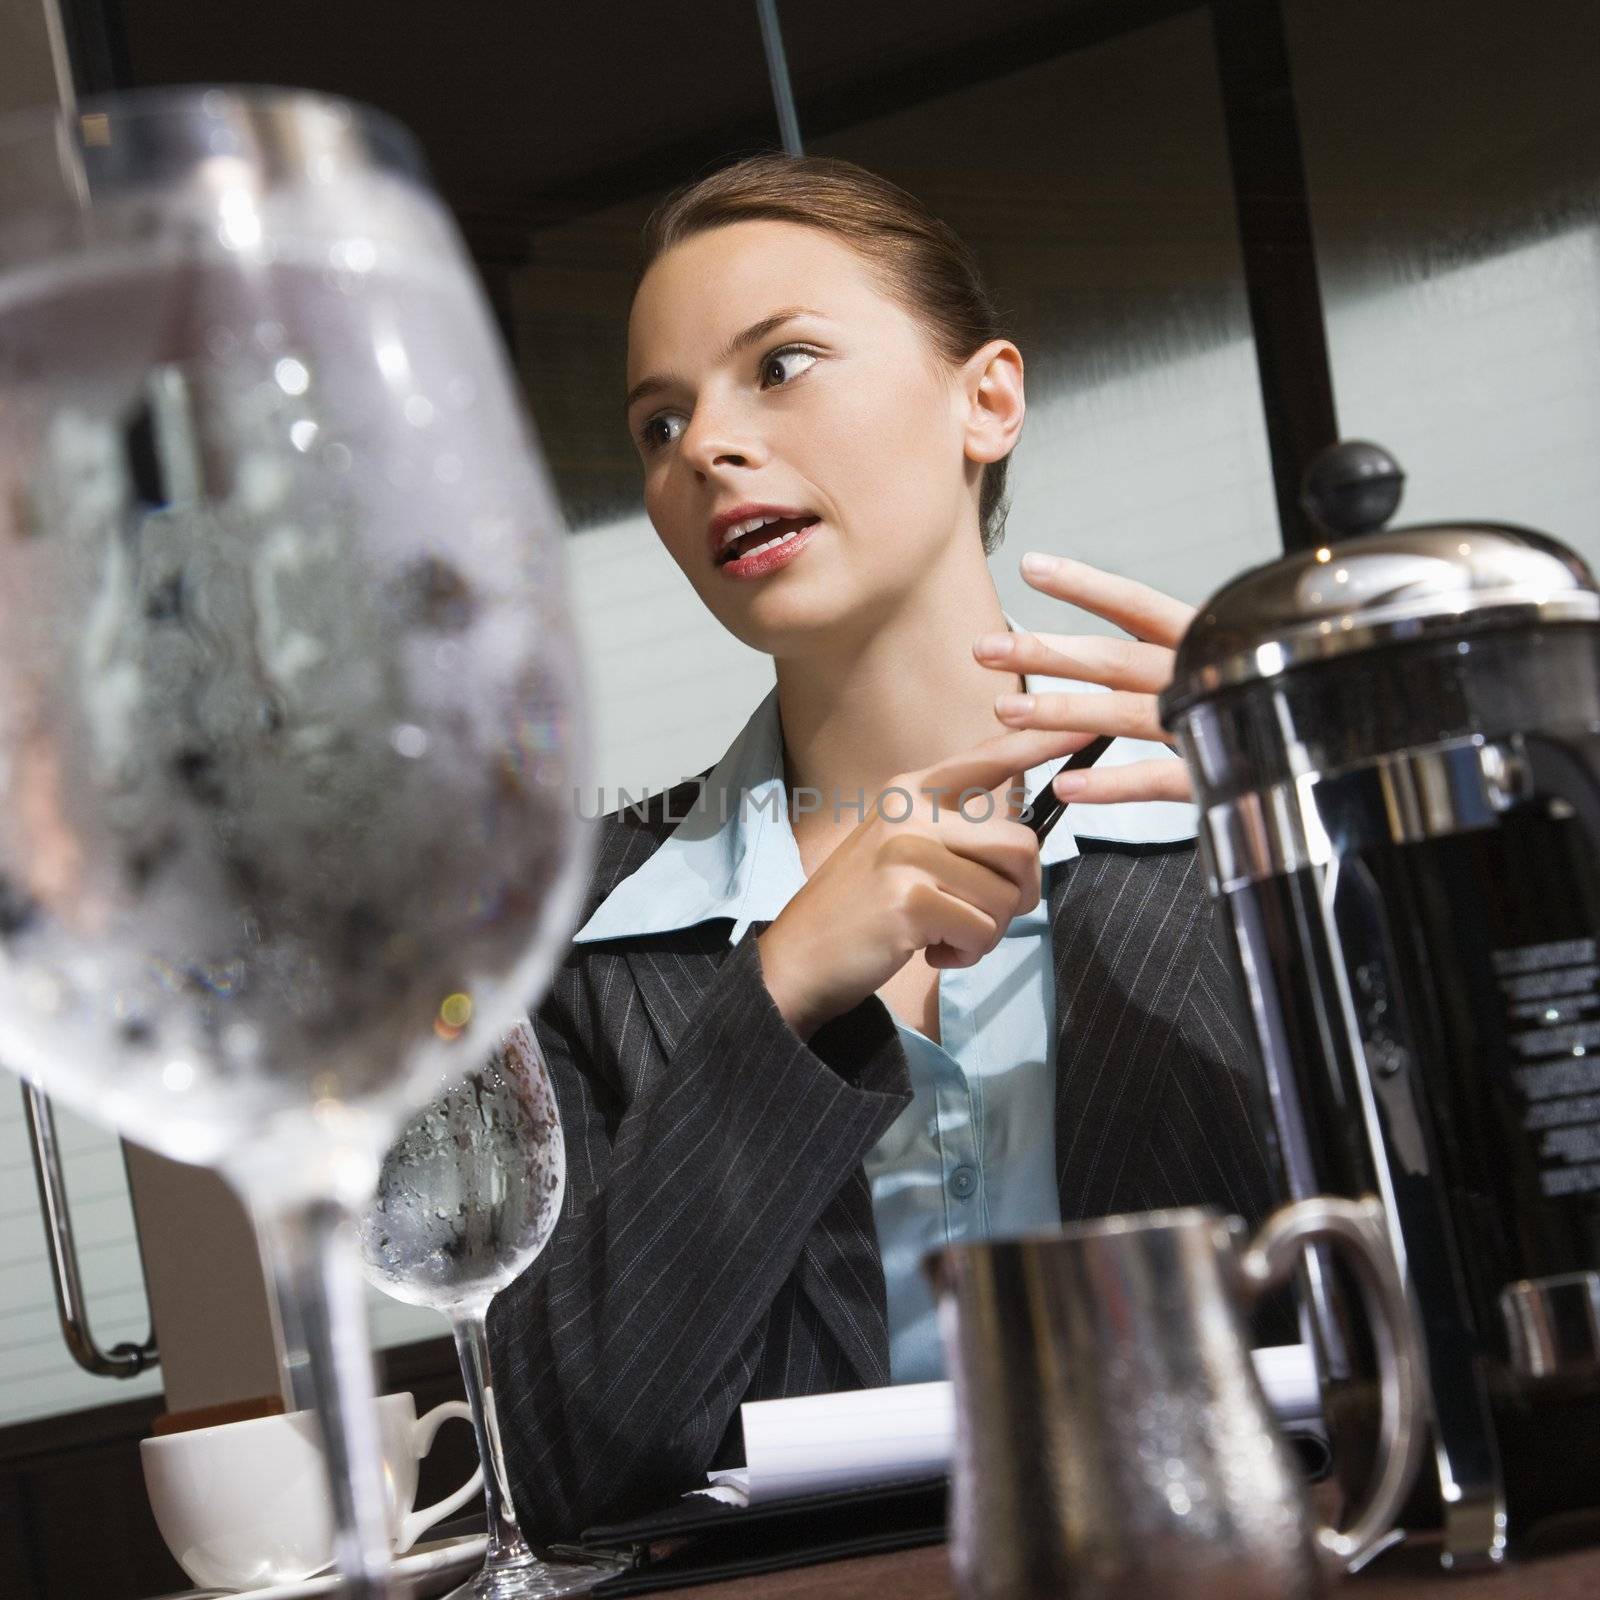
637;153;1013;555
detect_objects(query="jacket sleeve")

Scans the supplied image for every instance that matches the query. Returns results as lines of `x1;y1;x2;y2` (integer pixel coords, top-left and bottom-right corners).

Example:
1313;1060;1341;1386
485;923;913;1538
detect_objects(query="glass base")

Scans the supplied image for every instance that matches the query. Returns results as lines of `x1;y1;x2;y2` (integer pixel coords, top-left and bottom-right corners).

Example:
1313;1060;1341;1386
443;1549;611;1599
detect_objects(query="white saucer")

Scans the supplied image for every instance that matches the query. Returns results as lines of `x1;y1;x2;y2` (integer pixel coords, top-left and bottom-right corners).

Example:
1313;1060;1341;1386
159;1532;489;1599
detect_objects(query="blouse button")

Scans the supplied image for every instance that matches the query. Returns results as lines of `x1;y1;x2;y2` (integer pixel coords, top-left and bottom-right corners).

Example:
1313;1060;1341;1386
949;1165;978;1200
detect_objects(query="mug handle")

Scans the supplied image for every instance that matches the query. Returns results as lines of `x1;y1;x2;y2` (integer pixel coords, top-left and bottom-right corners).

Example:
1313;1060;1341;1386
396;1399;484;1554
1237;1195;1426;1573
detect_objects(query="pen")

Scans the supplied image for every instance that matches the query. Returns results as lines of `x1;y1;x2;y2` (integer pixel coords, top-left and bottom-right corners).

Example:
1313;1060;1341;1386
1018;735;1115;840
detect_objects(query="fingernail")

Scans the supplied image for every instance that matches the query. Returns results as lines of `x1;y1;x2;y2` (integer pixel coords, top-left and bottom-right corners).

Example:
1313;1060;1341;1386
1022;551;1057;576
1054;772;1086;797
995;693;1034;717
974;632;1013;658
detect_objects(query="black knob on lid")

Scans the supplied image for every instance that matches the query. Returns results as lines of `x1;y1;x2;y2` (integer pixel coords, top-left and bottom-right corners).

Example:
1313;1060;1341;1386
1299;440;1405;540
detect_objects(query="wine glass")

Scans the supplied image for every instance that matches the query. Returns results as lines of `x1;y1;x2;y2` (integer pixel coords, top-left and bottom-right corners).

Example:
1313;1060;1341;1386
0;87;592;1598
359;1020;605;1598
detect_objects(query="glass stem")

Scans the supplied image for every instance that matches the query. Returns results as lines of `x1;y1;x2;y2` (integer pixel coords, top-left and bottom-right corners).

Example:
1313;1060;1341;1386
255;1197;397;1600
451;1306;534;1568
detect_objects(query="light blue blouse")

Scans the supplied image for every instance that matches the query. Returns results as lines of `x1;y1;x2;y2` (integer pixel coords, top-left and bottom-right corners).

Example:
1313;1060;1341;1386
571;613;1197;1383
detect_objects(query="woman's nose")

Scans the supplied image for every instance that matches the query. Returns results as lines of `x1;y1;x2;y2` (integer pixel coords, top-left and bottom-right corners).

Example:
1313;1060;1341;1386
679;401;765;475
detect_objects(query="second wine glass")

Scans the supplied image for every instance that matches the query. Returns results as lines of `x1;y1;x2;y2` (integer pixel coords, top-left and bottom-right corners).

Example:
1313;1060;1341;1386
359;1020;606;1598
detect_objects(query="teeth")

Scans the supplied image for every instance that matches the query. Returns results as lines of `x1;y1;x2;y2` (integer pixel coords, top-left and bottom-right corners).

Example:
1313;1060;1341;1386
720;512;790;551
736;529;800;561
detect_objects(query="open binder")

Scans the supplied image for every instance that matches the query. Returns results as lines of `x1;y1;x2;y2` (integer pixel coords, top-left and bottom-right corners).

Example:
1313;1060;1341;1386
565;1430;1331;1596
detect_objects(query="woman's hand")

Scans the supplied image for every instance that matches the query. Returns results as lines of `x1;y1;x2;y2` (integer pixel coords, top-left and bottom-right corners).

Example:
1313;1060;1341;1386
973;553;1196;806
756;725;1089;1042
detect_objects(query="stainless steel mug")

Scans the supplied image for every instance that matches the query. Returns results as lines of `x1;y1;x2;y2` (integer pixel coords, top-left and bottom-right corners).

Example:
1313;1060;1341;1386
924;1199;1422;1600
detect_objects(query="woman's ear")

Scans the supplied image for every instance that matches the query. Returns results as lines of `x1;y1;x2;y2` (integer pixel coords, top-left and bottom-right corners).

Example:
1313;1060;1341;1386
959;339;1025;466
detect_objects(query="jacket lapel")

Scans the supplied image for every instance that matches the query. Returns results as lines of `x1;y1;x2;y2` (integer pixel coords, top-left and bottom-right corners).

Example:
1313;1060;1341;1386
618;920;725;1064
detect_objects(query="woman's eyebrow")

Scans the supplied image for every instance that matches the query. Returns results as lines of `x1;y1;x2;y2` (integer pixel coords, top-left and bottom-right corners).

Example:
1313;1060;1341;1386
622;306;828;419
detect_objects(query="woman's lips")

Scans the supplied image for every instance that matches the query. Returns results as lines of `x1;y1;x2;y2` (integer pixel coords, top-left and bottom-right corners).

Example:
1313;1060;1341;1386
717;519;820;580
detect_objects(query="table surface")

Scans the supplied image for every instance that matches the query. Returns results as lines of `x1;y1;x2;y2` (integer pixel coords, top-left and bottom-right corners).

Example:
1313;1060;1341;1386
145;1528;1600;1599
656;1536;1600;1600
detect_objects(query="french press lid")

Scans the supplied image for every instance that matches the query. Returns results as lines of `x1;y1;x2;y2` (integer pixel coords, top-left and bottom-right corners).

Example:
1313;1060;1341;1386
1159;441;1600;722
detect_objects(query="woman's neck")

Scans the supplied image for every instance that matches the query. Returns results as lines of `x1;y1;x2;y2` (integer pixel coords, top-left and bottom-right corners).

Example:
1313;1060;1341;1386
773;536;1025;856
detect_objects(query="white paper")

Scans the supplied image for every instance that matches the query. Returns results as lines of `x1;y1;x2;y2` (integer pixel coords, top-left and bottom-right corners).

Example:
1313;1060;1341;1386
688;1480;752;1506
1250;1341;1322;1421
706;1343;1320;1506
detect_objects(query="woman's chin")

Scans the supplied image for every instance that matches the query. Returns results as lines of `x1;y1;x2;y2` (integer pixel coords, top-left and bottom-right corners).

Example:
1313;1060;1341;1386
715;580;913;657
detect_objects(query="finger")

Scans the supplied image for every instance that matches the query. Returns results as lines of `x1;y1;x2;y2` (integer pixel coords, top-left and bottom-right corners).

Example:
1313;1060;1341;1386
973;629;1174;694
1017;554;1195;646
927;941;987;969
885;829;1038;921
880;831;1017;911
994;688;1170;745
934;820;1041;914
1051;755;1193;806
917;725;1099;800
905;880;998;961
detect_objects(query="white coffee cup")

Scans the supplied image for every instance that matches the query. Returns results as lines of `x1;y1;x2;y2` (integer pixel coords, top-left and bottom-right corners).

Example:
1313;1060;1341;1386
140;1391;483;1590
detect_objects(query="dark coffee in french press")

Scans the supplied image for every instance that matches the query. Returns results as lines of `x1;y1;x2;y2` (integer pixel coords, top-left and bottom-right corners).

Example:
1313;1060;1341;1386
1161;442;1600;1568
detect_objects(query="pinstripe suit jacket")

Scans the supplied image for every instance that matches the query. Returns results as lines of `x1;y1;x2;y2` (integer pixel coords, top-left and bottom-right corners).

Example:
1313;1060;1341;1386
485;771;1284;1538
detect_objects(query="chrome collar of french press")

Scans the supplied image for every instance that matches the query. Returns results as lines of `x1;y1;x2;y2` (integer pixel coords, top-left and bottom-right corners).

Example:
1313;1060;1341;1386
1200;738;1531;897
1161;441;1600;718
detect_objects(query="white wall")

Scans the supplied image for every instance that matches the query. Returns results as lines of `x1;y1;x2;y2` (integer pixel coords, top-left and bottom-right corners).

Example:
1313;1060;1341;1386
1287;0;1600;563
0;1100;163;1425
0;1095;444;1427
1317;229;1600;551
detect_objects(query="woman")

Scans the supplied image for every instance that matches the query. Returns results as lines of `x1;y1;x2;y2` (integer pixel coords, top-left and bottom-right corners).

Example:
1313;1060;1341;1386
486;153;1281;1536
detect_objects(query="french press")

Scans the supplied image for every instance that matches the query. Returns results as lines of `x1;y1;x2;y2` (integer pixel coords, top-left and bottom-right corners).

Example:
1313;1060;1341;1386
1160;442;1600;1568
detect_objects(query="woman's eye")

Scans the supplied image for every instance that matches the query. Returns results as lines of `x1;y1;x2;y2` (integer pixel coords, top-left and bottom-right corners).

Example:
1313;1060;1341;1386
639;412;686;453
635;348;815;453
760;347;818;388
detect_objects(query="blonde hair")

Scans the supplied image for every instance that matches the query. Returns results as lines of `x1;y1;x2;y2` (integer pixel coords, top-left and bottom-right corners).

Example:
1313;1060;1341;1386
638;153;1013;554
